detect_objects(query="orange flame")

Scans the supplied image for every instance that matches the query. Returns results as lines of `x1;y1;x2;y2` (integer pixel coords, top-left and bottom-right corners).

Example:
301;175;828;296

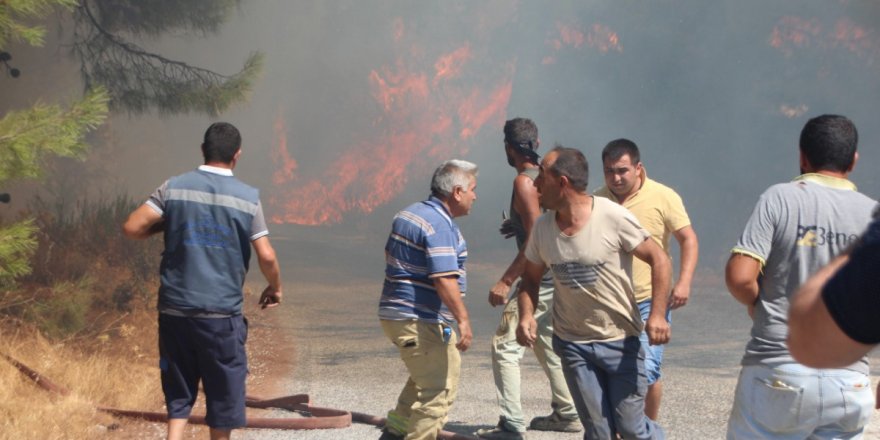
769;16;822;57
770;16;877;62
829;18;873;59
779;104;809;118
269;21;514;226
434;44;473;85
543;21;622;64
588;24;622;54
270;111;297;186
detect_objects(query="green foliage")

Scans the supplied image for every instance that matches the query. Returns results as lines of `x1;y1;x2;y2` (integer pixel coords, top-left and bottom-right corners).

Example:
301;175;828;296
87;0;240;37
73;0;265;116
0;194;162;338
0;219;38;287
0;0;77;47
26;194;160;286
23;277;94;337
0;87;108;182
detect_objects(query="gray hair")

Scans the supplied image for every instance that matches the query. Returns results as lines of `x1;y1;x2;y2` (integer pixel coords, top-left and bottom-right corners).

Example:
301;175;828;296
430;159;479;198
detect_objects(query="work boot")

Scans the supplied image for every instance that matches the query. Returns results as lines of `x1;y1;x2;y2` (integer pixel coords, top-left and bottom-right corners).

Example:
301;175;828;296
475;419;525;439
529;412;581;432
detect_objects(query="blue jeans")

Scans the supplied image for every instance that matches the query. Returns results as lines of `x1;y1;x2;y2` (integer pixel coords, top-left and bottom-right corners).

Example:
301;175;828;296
727;364;874;440
637;300;670;386
553;335;665;440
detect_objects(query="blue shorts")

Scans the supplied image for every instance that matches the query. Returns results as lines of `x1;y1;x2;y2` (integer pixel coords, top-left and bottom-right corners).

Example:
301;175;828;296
638;299;671;385
158;314;248;429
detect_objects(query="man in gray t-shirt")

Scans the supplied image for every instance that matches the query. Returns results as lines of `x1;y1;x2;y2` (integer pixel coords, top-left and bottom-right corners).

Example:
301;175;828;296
725;114;876;440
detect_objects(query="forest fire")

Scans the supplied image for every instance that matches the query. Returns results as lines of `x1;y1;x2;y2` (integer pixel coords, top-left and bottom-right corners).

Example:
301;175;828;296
267;19;513;226
265;8;877;227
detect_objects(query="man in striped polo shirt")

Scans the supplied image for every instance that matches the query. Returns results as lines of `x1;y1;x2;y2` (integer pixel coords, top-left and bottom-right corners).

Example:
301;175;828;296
123;122;282;440
379;159;478;440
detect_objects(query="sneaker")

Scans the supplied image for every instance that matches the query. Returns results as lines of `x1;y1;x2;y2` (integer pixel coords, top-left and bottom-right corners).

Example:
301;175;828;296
528;412;581;432
475;425;525;440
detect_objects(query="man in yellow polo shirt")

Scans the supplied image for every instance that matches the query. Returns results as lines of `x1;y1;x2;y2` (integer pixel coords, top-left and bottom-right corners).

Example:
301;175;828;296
594;138;699;420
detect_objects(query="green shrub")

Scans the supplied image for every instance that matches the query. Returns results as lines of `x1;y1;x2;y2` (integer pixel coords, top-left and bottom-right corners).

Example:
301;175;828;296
24;278;94;338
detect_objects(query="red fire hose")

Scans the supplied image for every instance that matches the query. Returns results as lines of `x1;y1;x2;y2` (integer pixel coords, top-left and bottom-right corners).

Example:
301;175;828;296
3;354;476;439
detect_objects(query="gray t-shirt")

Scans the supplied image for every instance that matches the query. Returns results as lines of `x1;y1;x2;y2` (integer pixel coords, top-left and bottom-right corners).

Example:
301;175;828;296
732;174;875;373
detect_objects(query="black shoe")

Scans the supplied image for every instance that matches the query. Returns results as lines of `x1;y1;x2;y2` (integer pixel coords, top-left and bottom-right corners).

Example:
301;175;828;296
379;428;404;440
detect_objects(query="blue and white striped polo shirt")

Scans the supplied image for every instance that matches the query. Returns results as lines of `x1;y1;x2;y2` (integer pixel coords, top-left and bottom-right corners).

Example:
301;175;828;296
379;196;467;324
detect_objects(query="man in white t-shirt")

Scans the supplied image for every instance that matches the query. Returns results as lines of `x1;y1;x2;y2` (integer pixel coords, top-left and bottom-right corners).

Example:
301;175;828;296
515;145;671;440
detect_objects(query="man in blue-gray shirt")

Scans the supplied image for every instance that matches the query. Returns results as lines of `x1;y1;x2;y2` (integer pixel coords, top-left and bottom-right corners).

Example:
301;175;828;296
123;122;282;440
725;114;875;439
379;159;477;440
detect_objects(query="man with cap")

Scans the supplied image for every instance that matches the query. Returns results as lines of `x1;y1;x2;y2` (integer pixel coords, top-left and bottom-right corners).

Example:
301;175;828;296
477;118;580;440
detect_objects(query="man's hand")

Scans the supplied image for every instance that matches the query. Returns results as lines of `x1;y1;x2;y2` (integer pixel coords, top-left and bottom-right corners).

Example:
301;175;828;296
259;285;282;309
499;218;521;239
645;314;670;345
489;280;510;307
516;316;537;348
669;281;691;310
456;320;472;352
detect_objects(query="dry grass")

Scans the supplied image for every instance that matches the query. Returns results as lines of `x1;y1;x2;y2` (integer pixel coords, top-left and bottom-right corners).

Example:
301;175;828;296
0;195;286;439
0;313;162;440
0;288;279;440
0;194;168;439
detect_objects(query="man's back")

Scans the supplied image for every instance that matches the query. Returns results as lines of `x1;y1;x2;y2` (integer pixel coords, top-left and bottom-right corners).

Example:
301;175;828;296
734;175;875;369
155;167;262;315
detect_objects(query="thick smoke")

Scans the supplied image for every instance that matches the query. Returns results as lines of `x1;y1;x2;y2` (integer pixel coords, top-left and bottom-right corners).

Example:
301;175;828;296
5;0;880;283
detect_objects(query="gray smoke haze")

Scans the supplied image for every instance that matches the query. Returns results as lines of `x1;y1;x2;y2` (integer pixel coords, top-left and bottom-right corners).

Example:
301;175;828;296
5;0;880;283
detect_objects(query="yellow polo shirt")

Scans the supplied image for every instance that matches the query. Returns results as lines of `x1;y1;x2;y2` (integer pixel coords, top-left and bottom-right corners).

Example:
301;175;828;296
595;168;691;302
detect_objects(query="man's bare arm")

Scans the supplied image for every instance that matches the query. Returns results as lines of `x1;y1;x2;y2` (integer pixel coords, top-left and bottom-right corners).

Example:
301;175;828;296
122;204;164;240
669;225;699;309
253;236;282;309
515;258;547;348
633;238;672;345
725;253;761;317
434;275;472;352
489;174;542;306
789;255;872;368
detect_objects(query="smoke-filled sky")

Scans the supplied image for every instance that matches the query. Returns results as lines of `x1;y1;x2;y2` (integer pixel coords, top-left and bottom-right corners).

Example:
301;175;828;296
6;0;880;279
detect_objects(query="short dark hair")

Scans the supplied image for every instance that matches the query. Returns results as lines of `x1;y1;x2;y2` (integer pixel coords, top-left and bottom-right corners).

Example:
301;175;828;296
504;117;539;163
548;144;589;192
601;138;640;165
799;115;858;173
202;122;242;164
